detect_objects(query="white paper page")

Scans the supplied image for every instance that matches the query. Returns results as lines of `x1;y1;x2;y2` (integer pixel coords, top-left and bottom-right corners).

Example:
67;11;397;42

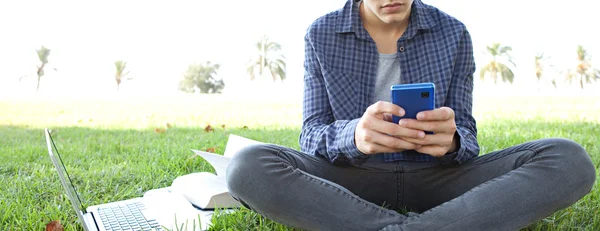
223;134;263;158
142;187;209;231
191;150;231;177
170;172;229;209
143;187;221;231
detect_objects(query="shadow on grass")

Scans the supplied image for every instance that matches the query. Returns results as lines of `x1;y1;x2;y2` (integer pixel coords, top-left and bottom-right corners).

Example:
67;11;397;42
0;120;598;230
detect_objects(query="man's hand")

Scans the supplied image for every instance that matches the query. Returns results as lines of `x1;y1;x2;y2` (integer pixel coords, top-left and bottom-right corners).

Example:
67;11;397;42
398;107;458;157
355;101;426;155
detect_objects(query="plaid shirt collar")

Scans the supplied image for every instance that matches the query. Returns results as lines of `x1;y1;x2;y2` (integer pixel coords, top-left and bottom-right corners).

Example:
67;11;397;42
335;0;437;41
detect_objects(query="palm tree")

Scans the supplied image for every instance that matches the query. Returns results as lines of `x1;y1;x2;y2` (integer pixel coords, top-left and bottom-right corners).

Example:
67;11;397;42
479;43;516;84
535;52;559;88
246;35;287;82
36;46;51;93
114;60;131;90
535;53;546;83
566;45;600;89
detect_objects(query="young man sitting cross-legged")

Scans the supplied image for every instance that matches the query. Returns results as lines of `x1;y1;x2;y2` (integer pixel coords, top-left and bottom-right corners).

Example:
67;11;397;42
226;0;597;230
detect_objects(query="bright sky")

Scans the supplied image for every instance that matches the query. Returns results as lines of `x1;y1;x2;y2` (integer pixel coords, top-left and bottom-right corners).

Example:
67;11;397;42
0;0;598;96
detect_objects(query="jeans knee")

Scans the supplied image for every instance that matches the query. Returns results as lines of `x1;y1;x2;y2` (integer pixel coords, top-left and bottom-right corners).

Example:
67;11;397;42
550;138;596;192
225;144;274;199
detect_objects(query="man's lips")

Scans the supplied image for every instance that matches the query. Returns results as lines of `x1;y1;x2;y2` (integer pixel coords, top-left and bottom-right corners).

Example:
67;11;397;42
381;2;405;12
382;3;404;8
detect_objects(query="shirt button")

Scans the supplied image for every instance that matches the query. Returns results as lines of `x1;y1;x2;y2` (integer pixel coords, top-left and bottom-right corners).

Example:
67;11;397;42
399;46;405;52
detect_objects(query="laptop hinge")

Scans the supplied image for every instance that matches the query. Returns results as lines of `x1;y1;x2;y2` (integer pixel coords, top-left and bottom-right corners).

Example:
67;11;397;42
85;212;100;231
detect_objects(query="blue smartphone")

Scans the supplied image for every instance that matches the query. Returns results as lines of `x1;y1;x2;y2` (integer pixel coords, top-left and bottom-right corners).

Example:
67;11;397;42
390;82;435;125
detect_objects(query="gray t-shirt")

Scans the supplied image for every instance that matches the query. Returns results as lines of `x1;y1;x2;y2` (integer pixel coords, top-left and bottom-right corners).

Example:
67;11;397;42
373;53;401;103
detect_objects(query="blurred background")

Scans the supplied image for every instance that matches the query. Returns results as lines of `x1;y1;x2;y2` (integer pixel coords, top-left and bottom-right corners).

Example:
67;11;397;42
1;0;598;98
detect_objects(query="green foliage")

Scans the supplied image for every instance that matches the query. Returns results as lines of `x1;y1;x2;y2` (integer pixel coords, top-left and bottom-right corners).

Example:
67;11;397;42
35;46;51;93
480;43;516;84
179;61;224;94
247;35;287;82
114;60;131;90
566;45;600;89
37;46;51;65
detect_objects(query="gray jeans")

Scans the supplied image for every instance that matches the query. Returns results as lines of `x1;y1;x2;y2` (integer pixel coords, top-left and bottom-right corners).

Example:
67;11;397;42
226;138;596;231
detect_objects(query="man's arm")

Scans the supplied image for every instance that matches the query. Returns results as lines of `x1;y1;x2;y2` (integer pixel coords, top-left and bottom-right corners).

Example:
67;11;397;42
298;33;364;164
437;29;480;164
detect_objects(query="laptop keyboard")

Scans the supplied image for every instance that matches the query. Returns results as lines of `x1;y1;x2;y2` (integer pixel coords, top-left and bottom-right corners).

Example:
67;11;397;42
97;202;162;231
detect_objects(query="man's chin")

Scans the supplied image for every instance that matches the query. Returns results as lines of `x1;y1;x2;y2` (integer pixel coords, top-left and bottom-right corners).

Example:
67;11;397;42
381;15;409;25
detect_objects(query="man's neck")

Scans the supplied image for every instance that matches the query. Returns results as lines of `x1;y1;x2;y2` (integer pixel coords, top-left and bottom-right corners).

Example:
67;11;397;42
360;2;410;40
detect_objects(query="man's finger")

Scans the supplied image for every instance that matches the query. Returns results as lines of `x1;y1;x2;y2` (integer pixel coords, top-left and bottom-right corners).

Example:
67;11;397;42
362;130;422;151
359;142;400;154
366;118;424;140
383;113;393;122
367;101;405;118
374;133;423;151
359;114;425;139
399;119;451;133
401;133;449;146
416;107;454;121
415;145;447;157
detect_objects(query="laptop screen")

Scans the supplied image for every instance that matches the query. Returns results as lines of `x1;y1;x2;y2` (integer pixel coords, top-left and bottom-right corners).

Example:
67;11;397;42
44;128;87;223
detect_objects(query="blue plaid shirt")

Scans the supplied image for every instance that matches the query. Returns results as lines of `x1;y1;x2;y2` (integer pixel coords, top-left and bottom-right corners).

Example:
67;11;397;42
299;0;479;165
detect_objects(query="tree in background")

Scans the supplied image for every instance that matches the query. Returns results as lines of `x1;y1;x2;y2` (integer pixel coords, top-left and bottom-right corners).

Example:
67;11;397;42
535;53;546;83
535;52;558;88
35;46;51;93
179;61;224;94
114;60;132;90
566;45;600;89
246;35;287;82
479;43;516;84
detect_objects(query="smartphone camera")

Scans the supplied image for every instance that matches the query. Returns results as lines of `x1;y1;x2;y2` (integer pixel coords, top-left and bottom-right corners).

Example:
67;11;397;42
421;92;430;98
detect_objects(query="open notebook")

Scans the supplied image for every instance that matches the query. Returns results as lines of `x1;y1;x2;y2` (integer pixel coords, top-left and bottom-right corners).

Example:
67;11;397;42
168;134;263;210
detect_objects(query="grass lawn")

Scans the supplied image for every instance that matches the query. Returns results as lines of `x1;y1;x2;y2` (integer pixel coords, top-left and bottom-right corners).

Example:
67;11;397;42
1;93;599;230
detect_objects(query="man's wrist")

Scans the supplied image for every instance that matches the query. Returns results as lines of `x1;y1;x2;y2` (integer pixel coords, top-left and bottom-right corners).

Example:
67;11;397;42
447;131;460;154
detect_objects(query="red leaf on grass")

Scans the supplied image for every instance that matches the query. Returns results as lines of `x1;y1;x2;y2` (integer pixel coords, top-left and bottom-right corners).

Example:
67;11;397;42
204;125;214;132
46;220;64;231
206;147;216;153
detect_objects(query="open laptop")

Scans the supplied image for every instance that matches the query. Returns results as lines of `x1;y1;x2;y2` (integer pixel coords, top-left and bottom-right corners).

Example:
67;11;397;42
45;128;206;231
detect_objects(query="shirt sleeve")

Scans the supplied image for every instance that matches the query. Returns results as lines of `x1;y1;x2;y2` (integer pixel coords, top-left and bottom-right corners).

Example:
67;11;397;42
436;29;480;165
298;33;365;165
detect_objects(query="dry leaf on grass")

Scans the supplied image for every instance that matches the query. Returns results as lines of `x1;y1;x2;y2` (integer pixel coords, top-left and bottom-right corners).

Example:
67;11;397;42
166;122;173;128
242;126;248;129
46;220;64;231
206;147;216;153
204;125;214;132
155;128;166;134
221;124;226;129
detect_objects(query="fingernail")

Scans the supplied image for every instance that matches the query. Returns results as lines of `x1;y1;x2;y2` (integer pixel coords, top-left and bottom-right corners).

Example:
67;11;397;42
416;144;422;149
399;120;406;126
399;109;405;116
417;113;424;120
418;132;425;138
